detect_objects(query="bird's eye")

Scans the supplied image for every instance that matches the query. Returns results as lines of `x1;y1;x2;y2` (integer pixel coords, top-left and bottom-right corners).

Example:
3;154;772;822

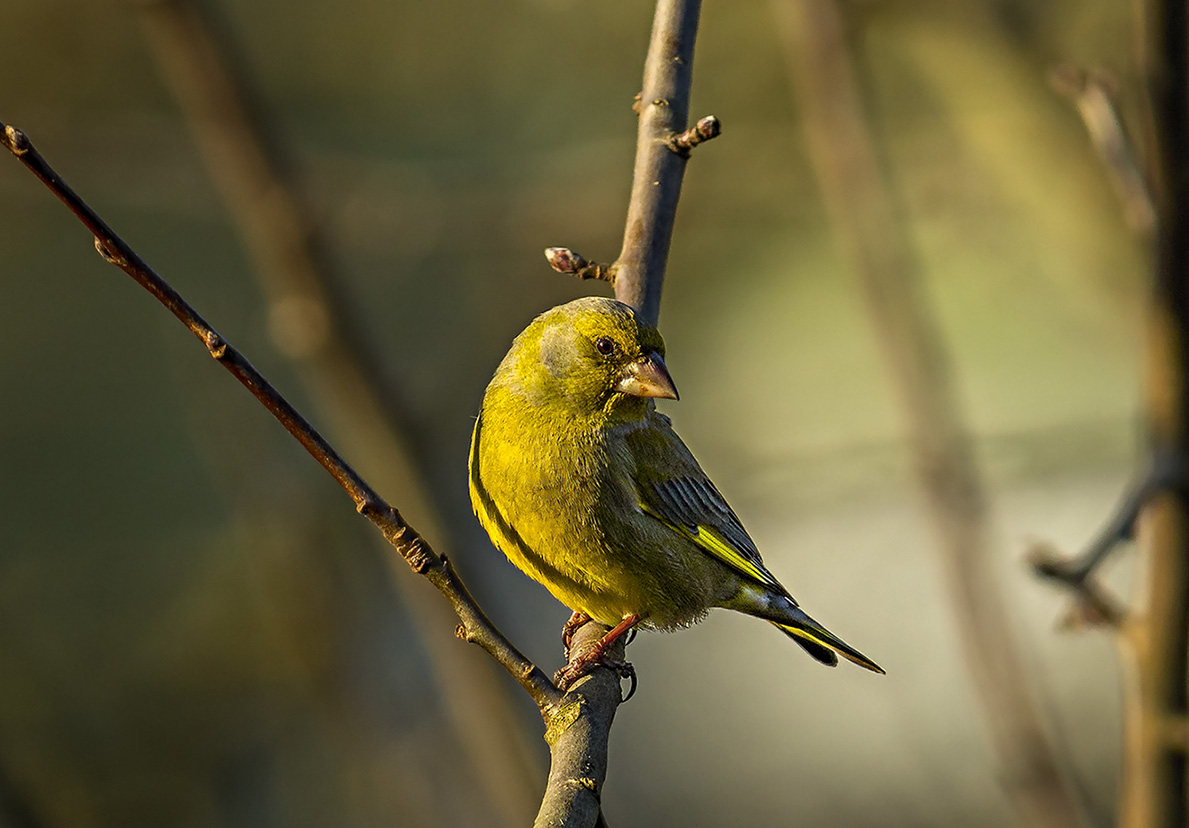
595;337;615;356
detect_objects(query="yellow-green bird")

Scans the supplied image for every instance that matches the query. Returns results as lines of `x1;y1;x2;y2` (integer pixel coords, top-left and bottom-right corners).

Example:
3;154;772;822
469;296;882;683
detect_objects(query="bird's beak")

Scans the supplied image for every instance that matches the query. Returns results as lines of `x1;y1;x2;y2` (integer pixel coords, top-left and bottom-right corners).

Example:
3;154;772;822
615;352;679;400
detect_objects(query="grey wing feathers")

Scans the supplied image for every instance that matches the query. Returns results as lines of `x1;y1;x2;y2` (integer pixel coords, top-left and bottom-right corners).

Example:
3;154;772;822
647;476;767;571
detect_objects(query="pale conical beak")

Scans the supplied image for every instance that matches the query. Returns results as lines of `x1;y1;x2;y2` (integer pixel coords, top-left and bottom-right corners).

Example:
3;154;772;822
614;352;679;400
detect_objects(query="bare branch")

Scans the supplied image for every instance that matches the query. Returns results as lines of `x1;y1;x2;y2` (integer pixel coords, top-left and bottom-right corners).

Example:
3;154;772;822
537;1;707;823
545;1;710;327
533;623;626;828
1117;1;1189;824
1028;455;1188;630
0;121;562;716
131;1;546;820
612;0;704;327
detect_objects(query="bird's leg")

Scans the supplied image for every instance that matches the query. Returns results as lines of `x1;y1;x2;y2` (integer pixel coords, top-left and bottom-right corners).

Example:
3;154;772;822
561;610;592;657
554;613;640;692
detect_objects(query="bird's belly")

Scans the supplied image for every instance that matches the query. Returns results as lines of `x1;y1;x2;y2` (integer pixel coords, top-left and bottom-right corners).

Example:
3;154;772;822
497;489;722;629
473;424;726;630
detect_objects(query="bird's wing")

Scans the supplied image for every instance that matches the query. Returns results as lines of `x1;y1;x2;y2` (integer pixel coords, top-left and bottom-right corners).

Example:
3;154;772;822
627;416;787;594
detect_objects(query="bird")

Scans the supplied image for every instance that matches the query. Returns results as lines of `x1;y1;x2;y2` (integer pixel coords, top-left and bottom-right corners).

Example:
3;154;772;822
468;296;882;687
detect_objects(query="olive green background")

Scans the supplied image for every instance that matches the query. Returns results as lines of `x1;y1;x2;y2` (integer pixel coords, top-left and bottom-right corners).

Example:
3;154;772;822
0;1;1145;825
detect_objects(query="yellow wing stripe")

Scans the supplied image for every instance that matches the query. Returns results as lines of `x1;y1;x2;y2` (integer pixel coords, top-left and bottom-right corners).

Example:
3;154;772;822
641;504;781;589
693;526;774;586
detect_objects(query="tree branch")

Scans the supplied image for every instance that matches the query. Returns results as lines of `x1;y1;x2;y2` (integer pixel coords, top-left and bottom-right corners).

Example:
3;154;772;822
1027;454;1189;630
613;0;703;327
537;1;708;824
1116;1;1189;824
132;0;545;820
545;0;715;329
533;624;626;828
0;121;562;718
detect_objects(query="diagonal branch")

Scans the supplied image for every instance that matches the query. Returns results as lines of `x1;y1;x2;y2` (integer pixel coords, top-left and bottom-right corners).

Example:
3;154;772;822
0;121;562;717
132;0;545;820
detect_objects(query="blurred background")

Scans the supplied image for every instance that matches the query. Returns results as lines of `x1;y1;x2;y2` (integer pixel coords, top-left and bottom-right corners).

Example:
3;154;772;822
0;0;1149;826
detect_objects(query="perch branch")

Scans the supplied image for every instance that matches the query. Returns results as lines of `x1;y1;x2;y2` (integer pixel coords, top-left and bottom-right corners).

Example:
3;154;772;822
0;121;562;717
773;1;1087;826
533;624;627;828
537;1;709;824
132;0;545;821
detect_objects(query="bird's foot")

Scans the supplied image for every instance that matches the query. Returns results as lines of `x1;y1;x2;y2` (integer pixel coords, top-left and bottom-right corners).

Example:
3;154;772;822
561;610;592;657
553;613;641;699
553;656;636;700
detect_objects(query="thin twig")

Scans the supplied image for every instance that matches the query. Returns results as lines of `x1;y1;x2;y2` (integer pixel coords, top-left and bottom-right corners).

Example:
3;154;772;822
1028;454;1189;630
667;114;722;155
1050;65;1156;234
545;247;616;283
0;121;562;716
773;2;1087;826
131;1;545;820
1027;542;1128;630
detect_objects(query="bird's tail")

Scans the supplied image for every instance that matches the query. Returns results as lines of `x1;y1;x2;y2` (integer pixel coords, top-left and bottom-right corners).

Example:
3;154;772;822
771;606;884;674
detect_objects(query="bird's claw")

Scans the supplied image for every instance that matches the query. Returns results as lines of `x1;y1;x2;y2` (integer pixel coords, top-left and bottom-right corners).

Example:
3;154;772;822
561;611;592;657
553;656;637;702
608;659;637;702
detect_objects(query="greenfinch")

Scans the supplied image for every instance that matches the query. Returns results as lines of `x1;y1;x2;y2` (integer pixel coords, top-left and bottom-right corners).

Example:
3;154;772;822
469;297;882;682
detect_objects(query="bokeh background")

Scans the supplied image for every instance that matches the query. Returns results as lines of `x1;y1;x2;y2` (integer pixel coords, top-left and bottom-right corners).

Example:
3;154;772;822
0;1;1148;826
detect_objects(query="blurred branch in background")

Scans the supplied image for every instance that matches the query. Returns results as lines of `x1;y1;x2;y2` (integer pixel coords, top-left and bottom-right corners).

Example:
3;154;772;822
1122;0;1189;823
131;0;543;823
1049;65;1155;236
1030;0;1189;824
772;2;1088;827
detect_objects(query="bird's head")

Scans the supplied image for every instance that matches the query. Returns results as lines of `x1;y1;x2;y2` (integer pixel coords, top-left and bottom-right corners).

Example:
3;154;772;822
497;297;678;418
